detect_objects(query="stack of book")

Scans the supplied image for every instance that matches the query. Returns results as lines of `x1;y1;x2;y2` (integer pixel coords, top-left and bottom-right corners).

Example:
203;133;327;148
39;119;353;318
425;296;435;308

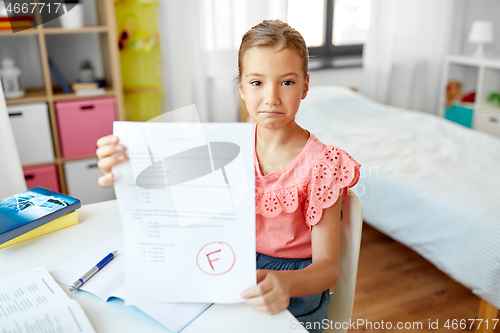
0;187;81;249
0;16;33;31
72;81;106;96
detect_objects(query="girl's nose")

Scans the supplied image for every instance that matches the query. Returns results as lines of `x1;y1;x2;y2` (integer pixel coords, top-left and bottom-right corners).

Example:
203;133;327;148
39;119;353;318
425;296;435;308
264;85;281;105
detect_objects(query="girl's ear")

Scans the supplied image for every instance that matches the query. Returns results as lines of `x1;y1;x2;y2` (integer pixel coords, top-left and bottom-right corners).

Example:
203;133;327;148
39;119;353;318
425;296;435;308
238;78;245;101
301;74;310;100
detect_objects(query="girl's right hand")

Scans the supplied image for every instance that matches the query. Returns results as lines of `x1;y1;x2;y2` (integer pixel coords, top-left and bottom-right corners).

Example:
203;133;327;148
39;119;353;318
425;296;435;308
96;135;127;186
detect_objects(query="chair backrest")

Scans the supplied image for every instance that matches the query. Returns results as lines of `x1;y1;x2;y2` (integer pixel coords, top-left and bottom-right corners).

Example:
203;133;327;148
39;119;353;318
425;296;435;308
325;189;363;333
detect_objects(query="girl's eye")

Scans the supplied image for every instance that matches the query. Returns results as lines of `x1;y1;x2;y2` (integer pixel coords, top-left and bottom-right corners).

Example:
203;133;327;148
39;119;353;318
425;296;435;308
250;81;262;87
282;80;294;86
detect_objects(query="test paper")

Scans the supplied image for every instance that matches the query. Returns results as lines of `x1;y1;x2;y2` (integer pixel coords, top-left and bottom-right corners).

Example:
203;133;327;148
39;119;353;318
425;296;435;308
113;120;256;304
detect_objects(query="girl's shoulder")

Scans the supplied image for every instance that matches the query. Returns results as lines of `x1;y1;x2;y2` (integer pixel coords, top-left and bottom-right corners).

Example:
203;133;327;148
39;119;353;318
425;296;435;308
255;133;361;222
303;133;358;168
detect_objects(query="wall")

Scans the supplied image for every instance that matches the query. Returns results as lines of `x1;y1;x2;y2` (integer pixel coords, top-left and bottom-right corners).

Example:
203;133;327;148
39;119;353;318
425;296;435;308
309;66;364;91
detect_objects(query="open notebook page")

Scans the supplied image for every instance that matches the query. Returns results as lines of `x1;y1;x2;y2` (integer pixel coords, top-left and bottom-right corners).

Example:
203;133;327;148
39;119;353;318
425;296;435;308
50;233;210;333
0;266;95;333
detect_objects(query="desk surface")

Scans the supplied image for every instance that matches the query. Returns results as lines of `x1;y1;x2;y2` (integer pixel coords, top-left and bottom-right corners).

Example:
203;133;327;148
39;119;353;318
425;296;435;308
0;200;298;333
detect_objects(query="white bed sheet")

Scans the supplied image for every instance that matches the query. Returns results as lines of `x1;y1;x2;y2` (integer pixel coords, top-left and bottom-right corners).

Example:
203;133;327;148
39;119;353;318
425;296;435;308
296;86;500;308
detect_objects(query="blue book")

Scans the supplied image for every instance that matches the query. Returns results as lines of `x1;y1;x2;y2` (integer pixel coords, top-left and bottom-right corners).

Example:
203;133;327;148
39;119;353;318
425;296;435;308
0;187;81;246
48;58;72;94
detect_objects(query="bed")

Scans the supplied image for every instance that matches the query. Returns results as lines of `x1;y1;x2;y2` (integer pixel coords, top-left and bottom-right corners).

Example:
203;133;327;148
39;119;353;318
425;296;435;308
295;86;500;315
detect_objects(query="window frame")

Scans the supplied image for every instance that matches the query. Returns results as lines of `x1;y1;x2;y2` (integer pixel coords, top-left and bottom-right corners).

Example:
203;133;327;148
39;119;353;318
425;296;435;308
307;0;364;69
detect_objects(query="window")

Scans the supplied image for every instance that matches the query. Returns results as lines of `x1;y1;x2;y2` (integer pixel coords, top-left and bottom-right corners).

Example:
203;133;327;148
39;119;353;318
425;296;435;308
287;0;371;69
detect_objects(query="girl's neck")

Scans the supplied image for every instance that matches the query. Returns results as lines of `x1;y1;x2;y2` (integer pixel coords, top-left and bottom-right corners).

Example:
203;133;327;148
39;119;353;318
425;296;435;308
256;120;307;150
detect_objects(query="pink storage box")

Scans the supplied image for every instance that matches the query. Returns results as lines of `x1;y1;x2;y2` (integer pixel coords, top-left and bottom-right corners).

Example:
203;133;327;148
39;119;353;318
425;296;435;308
56;97;116;159
24;164;60;193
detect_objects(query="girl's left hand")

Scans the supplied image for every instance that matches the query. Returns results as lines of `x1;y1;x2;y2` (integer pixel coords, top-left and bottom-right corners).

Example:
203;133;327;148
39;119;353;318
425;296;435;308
241;269;291;315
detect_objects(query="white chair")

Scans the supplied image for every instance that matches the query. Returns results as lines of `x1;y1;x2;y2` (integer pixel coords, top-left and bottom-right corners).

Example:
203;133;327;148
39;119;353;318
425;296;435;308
325;189;363;333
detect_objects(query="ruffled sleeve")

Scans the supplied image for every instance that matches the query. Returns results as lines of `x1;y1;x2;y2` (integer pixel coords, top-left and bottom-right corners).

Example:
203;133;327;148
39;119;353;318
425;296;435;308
304;146;361;226
257;186;304;218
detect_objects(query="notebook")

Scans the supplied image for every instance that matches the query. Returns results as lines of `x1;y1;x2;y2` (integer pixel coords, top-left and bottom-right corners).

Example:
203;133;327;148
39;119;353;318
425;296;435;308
0;186;80;245
0;210;78;249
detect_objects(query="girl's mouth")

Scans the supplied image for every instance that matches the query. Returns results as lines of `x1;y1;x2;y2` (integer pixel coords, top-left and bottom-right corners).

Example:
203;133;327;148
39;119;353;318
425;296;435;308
260;111;283;115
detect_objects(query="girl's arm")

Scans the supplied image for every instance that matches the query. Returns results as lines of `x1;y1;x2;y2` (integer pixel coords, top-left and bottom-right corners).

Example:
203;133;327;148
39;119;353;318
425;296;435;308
242;191;342;314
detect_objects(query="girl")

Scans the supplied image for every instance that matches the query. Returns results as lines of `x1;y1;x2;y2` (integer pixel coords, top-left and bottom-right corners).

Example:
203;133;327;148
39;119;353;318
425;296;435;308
96;20;360;333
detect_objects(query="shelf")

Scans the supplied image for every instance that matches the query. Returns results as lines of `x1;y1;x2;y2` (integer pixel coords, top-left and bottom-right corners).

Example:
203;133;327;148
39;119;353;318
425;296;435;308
0;27;39;36
5;88;48;105
0;26;109;36
4;88;117;105
455;101;474;108
447;55;484;66
22;161;57;168
52;87;115;102
447;63;479;94
59;155;98;164
447;55;500;68
477;104;500;114
445;101;474;109
42;26;109;34
4;0;123;197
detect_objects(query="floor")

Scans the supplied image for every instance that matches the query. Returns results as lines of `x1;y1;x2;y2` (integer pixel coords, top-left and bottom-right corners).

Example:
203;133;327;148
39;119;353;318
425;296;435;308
348;224;480;332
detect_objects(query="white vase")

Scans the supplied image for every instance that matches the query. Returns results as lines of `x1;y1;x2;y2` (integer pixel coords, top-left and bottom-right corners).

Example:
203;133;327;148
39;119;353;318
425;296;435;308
79;69;94;82
60;4;83;29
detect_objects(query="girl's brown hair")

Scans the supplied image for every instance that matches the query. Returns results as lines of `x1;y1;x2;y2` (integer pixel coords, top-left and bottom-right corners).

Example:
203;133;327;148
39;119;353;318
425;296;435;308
238;20;309;79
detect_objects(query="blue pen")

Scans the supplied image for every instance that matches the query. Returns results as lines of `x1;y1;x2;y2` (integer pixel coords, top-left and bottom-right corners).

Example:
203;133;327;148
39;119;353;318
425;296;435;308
69;251;117;292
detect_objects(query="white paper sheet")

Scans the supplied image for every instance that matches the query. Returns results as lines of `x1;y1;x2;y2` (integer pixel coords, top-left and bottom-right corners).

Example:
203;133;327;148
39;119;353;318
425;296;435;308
50;233;210;333
0;267;95;333
112;122;256;304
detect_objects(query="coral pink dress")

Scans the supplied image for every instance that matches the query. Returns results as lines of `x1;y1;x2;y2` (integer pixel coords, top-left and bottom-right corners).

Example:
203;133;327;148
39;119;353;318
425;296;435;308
253;122;361;332
254;122;361;258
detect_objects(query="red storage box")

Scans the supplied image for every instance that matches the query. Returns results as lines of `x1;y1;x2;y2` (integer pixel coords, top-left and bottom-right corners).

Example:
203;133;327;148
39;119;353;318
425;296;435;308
55;97;116;159
23;164;60;193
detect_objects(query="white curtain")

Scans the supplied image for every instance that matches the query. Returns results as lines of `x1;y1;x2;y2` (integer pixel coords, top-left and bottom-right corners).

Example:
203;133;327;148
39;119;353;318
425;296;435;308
0;81;27;198
158;0;287;122
362;0;465;114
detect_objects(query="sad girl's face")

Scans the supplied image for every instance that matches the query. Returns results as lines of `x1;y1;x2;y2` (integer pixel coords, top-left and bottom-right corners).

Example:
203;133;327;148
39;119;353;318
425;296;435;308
239;46;309;130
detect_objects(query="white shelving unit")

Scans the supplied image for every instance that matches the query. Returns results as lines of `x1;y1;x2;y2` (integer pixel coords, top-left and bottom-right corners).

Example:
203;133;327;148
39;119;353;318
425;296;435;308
438;55;500;138
2;0;124;195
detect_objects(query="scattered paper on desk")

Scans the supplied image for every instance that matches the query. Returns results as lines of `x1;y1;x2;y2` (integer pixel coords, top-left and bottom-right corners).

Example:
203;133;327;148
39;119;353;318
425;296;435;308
113;120;256;304
0;266;67;318
2;300;95;333
51;233;211;333
0;266;95;333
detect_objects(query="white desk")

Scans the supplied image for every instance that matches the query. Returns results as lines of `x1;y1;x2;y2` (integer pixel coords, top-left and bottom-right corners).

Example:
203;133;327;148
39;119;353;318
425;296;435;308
0;200;298;333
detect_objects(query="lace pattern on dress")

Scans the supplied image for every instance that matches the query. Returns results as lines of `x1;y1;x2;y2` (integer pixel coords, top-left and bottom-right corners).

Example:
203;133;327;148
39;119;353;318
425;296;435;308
304;146;360;225
256;146;360;225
